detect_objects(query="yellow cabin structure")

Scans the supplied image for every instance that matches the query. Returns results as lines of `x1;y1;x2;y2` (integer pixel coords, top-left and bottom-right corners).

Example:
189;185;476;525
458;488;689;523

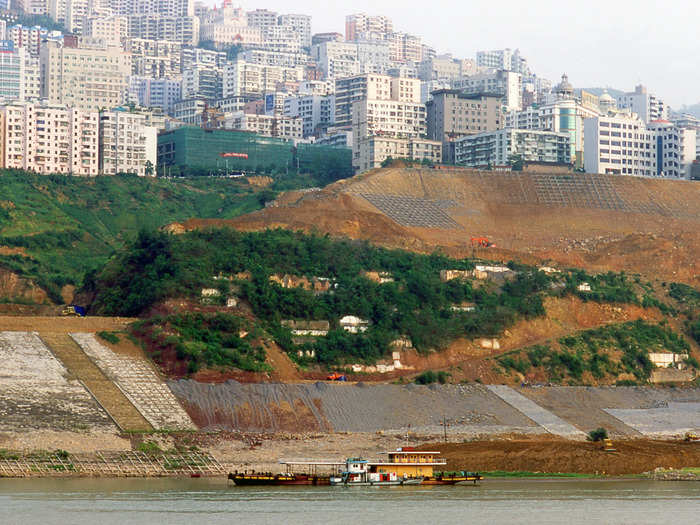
370;448;447;477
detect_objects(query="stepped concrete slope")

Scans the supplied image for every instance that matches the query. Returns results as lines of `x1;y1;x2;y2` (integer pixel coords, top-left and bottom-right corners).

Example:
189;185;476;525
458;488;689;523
169;380;543;435
486;385;586;438
199;167;700;284
605;402;700;437
0;331;114;432
71;333;196;430
40;332;151;432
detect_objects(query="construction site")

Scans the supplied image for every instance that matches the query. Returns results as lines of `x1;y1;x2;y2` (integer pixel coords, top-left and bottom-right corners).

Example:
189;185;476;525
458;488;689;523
0;166;699;477
183;165;700;285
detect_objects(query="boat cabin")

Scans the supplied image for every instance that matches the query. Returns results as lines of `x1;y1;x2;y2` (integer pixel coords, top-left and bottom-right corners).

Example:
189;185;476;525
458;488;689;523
369;448;447;478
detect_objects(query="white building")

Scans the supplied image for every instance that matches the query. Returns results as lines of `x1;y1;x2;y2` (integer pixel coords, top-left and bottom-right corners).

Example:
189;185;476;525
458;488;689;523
0;44;39;101
0;101;99;175
476;48;529;75
454;129;571;167
98;108;157;176
222;60;303;99
128;76;181;112
284;94;335;137
312;41;361;80
128;14;200;46
453;69;522;111
240;49;308;68
278;13;311;49
647;119;697;178
616;85;668;124
345;13;393;41
583;113;656;176
224;111;302;139
82;15;128;45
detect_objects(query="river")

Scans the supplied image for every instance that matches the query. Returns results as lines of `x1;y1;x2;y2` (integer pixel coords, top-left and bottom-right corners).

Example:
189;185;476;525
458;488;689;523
0;478;698;524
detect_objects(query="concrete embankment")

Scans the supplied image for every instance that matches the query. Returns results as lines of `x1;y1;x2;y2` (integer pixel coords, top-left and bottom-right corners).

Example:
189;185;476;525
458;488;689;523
169;381;700;438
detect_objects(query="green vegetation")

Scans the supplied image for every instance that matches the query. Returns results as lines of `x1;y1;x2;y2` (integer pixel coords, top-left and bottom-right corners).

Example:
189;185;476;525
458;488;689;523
498;320;692;383
0;171;320;301
587;428;608;442
90;229;557;366
414;370;450;384
481;471;598;478
131;312;268;373
97;331;120;344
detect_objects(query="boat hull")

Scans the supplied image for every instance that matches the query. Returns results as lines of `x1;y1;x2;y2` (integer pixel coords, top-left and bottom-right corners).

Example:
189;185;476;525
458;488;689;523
422;475;482;485
229;474;330;486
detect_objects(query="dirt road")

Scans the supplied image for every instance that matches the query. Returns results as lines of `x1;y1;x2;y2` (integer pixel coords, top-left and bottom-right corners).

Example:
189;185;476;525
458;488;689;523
0;316;136;332
426;439;700;475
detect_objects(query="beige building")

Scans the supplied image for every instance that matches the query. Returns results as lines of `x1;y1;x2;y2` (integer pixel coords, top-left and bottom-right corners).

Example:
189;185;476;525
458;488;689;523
0;101;98;175
224;111;302;139
40;39;131;112
222;60;303;98
349;74;429;172
357;136;441;172
82;15;128;45
98;109;158;176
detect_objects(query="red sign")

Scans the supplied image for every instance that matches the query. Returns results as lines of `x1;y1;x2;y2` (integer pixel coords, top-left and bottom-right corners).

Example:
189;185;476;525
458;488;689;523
219;152;249;159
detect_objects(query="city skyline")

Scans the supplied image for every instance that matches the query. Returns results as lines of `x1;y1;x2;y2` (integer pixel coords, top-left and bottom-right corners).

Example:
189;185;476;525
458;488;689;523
231;0;699;109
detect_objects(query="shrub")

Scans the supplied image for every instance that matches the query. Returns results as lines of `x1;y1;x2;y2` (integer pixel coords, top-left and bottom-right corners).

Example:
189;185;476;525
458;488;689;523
97;331;120;344
414;370;450;384
587;427;608;442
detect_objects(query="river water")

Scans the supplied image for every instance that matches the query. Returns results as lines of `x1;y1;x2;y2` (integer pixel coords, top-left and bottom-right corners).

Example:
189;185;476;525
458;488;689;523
0;478;698;524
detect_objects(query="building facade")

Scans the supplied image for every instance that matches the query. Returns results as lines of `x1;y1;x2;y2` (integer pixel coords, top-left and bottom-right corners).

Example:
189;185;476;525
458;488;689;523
98;108;157;176
454;129;571;167
0;101;98;175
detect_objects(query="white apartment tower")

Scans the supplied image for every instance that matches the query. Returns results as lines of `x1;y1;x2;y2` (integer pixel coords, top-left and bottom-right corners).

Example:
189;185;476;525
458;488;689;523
0;102;99;175
615;85;669;124
98;109;157;176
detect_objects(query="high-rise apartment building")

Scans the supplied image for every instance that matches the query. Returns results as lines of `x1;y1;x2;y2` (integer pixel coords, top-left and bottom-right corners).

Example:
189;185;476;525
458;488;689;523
453;70;522;111
583;113;656;176
615;85;669;124
40;39;131;112
0;101;99;175
128;15;200;46
278;14;312;49
128;76;181;112
82;15;128;45
284;93;335;137
0;43;40;101
647;119;697;178
98;108;157;176
345;13;393;41
454;129;571;167
124;38;182;78
476;48;529;75
222;60;303;99
181;66;222;101
426;89;504;162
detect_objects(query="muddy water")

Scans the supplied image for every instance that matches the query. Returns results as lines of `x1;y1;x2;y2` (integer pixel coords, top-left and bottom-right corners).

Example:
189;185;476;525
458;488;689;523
1;478;698;524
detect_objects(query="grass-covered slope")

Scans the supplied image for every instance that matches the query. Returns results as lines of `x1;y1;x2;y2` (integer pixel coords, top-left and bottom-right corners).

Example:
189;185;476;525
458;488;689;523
0;171;316;301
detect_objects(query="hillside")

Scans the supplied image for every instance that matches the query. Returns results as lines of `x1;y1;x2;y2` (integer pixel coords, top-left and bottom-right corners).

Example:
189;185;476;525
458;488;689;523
0;171;318;303
181;166;700;286
86;229;699;386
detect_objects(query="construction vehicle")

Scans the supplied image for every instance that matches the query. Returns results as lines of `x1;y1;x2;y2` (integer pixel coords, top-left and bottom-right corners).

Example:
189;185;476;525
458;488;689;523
684;432;699;441
326;372;347;381
602;438;617;452
470;237;495;248
61;304;86;317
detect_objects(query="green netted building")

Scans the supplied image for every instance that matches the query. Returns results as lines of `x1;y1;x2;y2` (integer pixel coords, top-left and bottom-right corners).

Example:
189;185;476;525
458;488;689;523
157;127;352;178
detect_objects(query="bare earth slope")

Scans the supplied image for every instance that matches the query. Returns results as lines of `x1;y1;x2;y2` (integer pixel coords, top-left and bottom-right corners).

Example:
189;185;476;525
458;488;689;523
177;167;700;284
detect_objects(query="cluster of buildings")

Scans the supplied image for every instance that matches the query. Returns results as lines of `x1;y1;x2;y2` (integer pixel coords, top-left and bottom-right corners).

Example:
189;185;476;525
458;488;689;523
0;3;694;178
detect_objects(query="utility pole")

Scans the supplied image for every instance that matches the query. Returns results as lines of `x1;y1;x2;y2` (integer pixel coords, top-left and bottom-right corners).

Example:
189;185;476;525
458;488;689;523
443;415;448;443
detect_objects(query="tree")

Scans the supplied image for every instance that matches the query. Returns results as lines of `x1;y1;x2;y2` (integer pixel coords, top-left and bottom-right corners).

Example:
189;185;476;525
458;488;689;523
144;160;154;177
508;154;524;171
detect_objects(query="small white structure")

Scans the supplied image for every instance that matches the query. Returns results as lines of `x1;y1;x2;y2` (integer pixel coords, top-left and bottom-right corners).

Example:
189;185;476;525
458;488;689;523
340;315;370;333
649;352;689;370
201;288;220;297
480;338;501;350
538;266;561;274
577;282;592;292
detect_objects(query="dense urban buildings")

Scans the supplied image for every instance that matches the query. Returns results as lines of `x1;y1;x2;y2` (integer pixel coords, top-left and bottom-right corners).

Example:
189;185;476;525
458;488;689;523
0;4;689;177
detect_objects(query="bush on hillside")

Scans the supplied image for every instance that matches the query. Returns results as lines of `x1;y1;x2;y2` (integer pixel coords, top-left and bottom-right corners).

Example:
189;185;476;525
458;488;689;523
587;428;608;442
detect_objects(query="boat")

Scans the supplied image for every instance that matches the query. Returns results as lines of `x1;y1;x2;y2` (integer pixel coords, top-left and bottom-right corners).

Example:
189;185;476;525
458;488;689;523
228;472;330;486
422;472;483;485
329;458;423;486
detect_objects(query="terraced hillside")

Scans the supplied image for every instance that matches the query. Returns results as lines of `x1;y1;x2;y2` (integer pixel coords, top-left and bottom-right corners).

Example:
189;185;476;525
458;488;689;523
184;167;700;285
